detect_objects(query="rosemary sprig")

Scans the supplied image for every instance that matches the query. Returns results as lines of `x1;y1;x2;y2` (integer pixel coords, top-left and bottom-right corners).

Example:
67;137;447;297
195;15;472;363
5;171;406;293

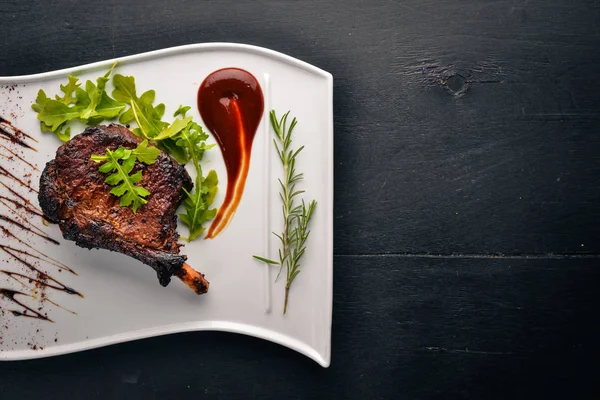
253;110;317;314
283;199;316;314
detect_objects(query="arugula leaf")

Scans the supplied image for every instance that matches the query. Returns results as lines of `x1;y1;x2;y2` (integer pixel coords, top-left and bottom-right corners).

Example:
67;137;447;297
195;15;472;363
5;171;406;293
174;105;191;118
157;138;189;164
152;115;192;141
112;74;194;141
156;106;198;164
106;154;150;212
79;64;124;121
91;141;159;213
103;151;149;212
37;100;82;131
39;121;70;142
91;146;129;164
132;140;160;164
91;140;160;165
78;80;103;120
174;121;214;161
32;89;49;113
175;118;218;240
96;62;117;92
55;75;81;105
113;75;169;139
31;62;123;142
93;92;125;119
54;125;71;142
180;170;218;241
111;74;138;104
75;87;91;108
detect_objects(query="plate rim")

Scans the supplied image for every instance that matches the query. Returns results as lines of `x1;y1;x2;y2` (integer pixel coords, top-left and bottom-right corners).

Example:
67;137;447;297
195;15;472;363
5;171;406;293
0;42;333;81
0;42;334;368
0;320;328;366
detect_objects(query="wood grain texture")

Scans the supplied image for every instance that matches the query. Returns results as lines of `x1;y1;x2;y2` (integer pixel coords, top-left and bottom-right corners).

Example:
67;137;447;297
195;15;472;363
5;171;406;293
1;0;600;398
1;256;599;399
1;0;599;255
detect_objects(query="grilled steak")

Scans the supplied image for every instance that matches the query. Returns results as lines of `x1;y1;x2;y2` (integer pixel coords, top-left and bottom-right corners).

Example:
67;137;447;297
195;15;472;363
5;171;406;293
39;124;209;294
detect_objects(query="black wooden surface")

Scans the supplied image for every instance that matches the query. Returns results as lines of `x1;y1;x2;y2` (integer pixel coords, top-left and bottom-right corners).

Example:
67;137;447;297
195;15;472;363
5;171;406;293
2;0;600;399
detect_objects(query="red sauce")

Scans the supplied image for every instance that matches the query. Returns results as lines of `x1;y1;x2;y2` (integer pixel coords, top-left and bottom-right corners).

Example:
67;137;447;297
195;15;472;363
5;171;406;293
198;68;264;239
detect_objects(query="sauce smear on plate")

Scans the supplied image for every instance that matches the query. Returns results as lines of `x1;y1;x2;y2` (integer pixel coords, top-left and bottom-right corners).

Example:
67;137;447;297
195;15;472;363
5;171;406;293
0;117;81;323
198;68;264;239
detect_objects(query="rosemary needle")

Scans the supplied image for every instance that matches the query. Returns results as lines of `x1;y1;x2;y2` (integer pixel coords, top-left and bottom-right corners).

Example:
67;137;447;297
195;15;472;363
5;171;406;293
253;110;317;314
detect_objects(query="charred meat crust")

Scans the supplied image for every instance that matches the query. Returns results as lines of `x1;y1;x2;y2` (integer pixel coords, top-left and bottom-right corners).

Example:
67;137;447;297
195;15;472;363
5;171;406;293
60;218;187;287
39;159;61;223
38;124;193;287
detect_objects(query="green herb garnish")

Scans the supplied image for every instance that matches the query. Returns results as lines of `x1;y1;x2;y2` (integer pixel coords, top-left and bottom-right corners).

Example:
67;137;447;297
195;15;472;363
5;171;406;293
91;140;160;213
173;108;218;241
33;65;219;238
112;74;193;141
109;75;218;228
253;111;317;314
32;62;124;141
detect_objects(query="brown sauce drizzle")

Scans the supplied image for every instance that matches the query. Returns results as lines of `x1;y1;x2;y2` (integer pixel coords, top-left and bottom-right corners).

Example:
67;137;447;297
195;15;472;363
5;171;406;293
0;166;38;193
0;117;38;150
198;68;264;238
0;195;44;218
0;143;40;171
0;181;39;211
0;117;81;324
0;200;48;237
0;289;52;322
0;244;74;275
0;202;46;236
0;215;59;245
1;270;80;297
0;132;36;151
0;262;80;297
0;230;75;274
40;296;77;316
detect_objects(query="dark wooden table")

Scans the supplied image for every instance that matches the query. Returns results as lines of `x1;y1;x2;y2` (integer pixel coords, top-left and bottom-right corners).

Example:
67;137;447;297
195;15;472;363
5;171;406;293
2;1;599;398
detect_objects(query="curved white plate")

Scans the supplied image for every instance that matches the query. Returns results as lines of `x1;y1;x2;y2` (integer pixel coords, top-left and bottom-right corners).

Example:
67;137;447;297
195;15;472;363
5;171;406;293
0;43;333;367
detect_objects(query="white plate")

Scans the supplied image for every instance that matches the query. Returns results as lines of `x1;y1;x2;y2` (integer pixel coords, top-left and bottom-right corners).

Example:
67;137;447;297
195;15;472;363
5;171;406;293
0;43;333;367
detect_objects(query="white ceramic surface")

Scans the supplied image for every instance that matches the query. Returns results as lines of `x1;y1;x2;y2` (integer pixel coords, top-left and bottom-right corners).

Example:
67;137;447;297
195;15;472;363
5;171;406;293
0;43;333;367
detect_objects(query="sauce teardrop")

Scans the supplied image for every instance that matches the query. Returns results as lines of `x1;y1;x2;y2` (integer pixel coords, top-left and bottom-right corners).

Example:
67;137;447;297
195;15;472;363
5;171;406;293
198;68;264;239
